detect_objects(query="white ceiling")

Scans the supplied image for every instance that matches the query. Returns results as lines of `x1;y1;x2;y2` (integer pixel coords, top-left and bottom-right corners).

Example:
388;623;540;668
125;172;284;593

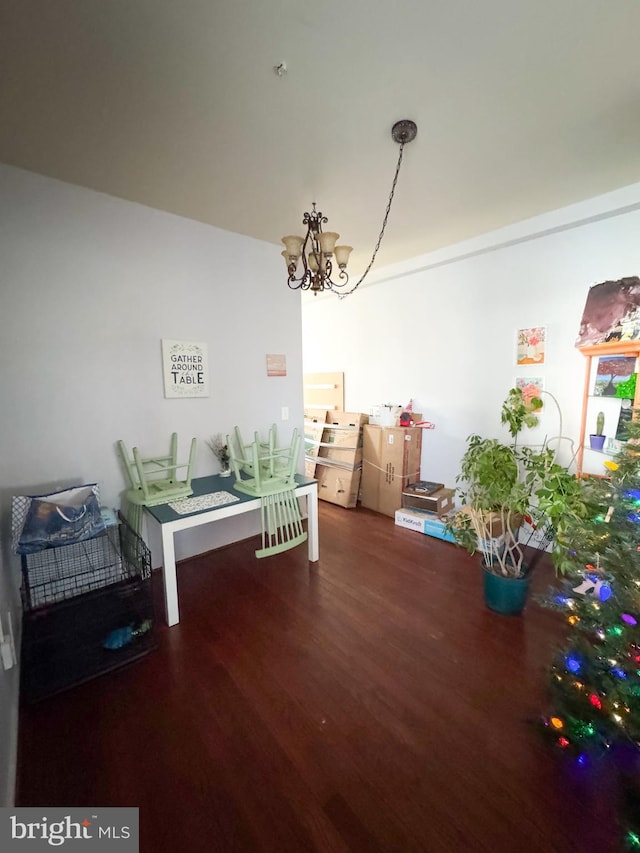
2;0;640;271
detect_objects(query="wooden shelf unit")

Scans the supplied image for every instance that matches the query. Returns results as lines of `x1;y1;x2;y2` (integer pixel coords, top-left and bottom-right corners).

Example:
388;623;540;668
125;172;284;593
576;340;640;476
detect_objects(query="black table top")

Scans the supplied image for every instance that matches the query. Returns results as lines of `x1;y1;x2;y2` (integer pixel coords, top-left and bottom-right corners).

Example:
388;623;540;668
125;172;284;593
144;473;315;524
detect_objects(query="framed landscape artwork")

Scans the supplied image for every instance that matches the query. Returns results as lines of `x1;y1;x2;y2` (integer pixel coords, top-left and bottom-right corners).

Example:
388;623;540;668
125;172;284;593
591;355;636;396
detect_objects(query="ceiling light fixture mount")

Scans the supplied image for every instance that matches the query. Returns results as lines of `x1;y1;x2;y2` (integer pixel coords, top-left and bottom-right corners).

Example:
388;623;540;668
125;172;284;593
281;119;417;297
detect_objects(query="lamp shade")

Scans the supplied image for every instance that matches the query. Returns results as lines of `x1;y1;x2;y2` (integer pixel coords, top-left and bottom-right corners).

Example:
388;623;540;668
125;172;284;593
318;231;340;255
281;235;304;261
334;245;353;268
307;251;320;272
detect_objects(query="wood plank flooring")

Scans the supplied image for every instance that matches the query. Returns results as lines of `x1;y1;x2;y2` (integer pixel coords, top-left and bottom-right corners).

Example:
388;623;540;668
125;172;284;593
17;502;623;852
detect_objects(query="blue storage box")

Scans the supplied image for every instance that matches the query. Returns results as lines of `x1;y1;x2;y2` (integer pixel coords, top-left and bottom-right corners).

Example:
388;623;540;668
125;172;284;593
394;508;456;542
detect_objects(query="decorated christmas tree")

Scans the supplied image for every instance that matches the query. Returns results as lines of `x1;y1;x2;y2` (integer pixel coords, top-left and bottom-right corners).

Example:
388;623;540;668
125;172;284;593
540;415;640;847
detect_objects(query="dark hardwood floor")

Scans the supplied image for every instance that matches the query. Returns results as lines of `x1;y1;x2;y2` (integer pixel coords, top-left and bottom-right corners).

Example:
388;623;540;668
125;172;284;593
17;502;624;852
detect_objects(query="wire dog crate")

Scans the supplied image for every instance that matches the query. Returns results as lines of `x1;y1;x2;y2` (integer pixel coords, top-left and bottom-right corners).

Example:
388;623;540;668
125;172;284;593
20;515;156;703
20;514;150;610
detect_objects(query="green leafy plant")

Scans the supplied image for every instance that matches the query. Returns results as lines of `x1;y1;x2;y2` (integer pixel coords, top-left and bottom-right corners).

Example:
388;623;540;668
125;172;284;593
501;386;543;440
519;446;587;575
449;388;587;578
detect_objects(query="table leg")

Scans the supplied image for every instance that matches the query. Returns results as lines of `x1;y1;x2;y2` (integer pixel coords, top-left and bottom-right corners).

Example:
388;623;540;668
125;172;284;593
161;525;180;626
307;485;319;562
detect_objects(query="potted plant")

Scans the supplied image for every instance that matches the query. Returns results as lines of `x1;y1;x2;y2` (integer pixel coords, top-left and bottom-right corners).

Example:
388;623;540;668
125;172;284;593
449;388;585;614
589;411;606;451
206;433;231;477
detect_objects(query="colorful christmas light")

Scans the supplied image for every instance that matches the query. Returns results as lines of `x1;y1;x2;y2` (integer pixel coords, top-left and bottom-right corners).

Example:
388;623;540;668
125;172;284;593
565;653;581;674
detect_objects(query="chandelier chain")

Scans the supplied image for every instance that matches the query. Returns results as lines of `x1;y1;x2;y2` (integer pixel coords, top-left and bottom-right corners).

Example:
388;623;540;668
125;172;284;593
281;119;416;296
336;141;406;300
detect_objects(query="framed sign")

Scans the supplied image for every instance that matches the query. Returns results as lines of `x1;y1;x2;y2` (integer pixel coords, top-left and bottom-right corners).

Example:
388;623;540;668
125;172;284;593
162;340;209;398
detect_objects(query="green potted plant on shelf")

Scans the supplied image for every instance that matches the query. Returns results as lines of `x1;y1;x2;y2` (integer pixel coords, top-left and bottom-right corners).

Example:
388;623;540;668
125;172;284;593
589;410;606;451
449;387;586;614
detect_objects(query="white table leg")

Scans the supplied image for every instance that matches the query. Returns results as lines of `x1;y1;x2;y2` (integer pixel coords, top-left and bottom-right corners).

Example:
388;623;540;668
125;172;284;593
161;525;180;626
307;484;319;562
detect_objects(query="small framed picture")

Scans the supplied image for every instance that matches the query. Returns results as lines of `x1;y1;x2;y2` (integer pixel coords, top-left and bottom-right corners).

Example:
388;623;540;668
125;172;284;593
266;354;287;377
517;327;546;365
591;355;636;397
515;376;545;407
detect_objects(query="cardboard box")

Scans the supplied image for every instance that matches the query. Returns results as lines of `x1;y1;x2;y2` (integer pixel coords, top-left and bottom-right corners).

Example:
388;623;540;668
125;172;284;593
316;465;362;509
455;505;522;537
402;480;444;496
360;425;422;517
306;412;368;501
402;486;455;516
453;505;524;553
304;413;329;460
394;508;456;543
304;411;330;478
318;412;368;468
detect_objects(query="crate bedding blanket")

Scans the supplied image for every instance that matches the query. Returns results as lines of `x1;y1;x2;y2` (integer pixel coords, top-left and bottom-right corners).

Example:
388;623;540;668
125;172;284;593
12;484;105;554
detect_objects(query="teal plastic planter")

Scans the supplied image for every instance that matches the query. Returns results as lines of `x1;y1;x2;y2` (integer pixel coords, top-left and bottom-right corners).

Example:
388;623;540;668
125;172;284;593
483;563;531;615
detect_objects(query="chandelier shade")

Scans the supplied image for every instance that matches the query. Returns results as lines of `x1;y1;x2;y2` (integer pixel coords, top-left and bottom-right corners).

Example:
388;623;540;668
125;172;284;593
282;119;417;297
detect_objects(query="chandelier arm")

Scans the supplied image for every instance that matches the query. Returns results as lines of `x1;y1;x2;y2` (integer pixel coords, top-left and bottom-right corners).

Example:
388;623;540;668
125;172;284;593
287;263;313;290
335;141;406;300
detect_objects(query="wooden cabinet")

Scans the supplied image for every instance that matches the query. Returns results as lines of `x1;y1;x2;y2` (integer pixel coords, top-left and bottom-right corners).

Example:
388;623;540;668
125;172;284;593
576;340;640;475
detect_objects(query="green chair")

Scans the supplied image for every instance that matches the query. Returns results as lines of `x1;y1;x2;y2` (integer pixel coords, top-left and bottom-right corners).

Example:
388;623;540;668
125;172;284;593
229;425;261;479
226;426;300;496
226;426;306;558
117;433;197;531
255;487;307;559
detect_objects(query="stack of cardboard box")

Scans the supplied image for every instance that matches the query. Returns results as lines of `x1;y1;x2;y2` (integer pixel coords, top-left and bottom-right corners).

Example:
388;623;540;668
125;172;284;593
304;411;369;508
401;481;455;515
360;424;422;517
394;480;457;542
304;412;326;478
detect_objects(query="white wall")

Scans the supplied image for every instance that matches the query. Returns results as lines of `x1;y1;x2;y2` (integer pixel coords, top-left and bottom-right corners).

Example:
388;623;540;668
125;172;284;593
0;163;305;803
0;164;305;557
302;182;640;488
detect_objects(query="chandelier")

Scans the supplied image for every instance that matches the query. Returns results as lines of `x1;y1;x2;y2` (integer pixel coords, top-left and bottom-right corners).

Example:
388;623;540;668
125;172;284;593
281;119;417;297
